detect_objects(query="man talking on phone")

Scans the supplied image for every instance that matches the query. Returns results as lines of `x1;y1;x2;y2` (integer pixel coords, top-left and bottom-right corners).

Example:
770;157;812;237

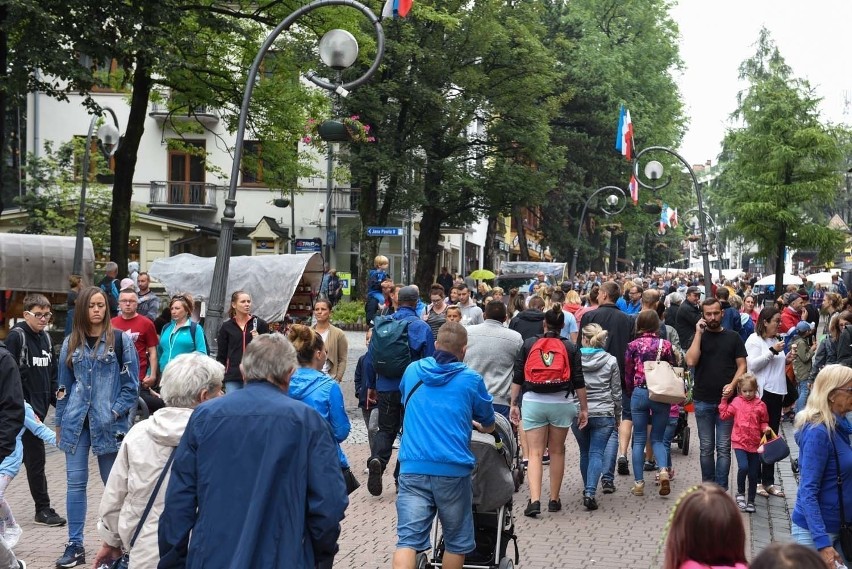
685;297;748;490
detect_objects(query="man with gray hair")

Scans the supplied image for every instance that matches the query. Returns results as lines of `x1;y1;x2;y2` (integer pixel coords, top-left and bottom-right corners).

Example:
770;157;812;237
158;334;348;569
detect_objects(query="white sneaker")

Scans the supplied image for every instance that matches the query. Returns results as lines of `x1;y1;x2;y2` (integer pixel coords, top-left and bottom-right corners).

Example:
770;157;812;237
4;525;22;548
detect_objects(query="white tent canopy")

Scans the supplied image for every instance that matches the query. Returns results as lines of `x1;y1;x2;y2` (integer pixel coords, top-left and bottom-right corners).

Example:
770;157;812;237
149;253;323;323
753;274;803;286
803;271;841;285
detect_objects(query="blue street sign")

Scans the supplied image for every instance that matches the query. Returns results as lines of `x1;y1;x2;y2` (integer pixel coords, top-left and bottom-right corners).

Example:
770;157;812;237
366;226;404;237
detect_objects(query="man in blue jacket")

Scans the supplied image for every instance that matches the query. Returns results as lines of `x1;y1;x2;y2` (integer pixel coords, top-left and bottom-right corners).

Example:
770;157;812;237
158;334;347;569
392;322;495;569
366;285;435;497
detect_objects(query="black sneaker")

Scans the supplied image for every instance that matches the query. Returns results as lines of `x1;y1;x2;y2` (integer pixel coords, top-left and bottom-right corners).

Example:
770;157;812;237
35;508;66;527
601;479;616;494
548;498;562;512
541;451;550;465
17;561;26;569
367;458;383;497
643;460;657;472
583;496;599;511
617;455;629;475
55;542;85;568
524;500;541;517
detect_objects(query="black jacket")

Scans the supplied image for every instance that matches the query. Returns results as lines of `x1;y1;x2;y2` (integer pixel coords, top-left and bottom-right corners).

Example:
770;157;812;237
664;303;680;329
215;317;270;382
675;300;702;351
513;332;585;392
0;342;25;463
509;309;546;341
579;304;634;385
4;322;57;418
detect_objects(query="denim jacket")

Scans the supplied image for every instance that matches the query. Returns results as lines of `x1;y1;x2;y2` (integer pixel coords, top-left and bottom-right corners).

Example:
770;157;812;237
56;331;139;456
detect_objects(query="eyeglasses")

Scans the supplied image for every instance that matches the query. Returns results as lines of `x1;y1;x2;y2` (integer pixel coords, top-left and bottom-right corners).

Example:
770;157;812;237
24;311;52;320
171;294;187;301
835;387;852;393
119;299;138;304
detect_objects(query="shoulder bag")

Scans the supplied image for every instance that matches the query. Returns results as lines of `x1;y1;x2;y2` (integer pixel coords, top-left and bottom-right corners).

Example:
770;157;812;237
757;428;790;465
109;448;177;569
645;339;686;404
830;433;852;559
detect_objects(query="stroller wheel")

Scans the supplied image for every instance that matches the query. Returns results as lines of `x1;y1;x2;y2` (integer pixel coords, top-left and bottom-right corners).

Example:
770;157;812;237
415;551;429;569
682;427;691;456
498;557;514;569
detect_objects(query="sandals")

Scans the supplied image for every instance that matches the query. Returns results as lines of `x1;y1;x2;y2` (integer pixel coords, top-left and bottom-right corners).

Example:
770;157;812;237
756;484;769;498
765;485;786;497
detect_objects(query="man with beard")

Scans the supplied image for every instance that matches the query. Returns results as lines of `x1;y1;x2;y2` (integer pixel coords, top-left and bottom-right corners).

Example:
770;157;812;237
685;298;748;490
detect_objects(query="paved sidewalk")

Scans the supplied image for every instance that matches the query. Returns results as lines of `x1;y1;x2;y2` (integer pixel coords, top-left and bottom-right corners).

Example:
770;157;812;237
2;329;801;568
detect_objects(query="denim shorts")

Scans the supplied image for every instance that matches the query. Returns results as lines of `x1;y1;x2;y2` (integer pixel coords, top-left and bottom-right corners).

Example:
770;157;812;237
522;400;578;430
396;473;474;555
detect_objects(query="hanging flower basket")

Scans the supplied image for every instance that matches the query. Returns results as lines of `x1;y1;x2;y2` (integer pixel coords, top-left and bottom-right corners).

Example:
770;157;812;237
303;116;375;149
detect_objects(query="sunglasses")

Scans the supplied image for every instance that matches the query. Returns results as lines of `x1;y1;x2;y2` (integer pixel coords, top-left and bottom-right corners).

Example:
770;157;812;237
835;387;852;393
24;310;52;320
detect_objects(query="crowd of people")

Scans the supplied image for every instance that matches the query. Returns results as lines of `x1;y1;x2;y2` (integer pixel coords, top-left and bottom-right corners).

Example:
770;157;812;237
0;263;849;568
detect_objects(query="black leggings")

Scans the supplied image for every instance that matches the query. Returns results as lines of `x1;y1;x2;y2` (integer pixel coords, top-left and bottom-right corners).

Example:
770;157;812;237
760;390;784;486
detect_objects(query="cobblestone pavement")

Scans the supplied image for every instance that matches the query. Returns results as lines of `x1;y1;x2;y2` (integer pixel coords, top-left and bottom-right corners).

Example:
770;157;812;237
6;330;797;568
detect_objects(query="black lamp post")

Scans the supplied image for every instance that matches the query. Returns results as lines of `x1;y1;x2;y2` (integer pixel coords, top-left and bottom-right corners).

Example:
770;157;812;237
632;146;713;284
685;207;722;282
570;185;627;278
72;107;121;277
203;0;385;351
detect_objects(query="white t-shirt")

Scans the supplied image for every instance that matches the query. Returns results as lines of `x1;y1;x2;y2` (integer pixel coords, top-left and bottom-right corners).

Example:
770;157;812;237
319;329;331;374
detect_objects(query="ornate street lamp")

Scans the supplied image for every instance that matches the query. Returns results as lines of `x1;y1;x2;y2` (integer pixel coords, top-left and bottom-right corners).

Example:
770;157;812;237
570;185;627;278
72;107;121;277
203;0;385;350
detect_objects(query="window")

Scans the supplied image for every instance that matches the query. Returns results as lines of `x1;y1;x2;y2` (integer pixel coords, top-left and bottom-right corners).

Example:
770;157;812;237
78;54;127;92
73;136;115;182
241;141;265;186
167;140;207;205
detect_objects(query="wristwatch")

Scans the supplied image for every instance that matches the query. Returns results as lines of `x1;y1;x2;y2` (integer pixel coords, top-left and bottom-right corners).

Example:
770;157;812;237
769;347;779;355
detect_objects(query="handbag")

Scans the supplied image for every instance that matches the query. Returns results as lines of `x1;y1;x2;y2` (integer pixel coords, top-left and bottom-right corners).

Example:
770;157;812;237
645;340;686;404
830;434;852;559
342;467;360;495
758;428;790;465
109;449;177;569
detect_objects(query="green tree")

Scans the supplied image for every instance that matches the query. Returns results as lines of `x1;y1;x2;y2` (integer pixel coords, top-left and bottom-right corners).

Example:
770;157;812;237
718;28;844;292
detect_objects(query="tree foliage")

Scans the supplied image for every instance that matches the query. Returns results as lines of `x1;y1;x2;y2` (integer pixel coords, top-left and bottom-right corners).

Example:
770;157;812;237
716;28;844;291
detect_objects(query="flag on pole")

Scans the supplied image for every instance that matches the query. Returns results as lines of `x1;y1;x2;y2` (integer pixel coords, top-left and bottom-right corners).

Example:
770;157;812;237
628;174;639;205
615;105;634;161
659;204;670;234
668;207;678;228
382;0;413;19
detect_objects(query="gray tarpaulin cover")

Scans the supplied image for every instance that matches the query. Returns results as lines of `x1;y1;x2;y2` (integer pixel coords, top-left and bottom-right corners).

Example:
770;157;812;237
0;234;94;292
149;252;322;323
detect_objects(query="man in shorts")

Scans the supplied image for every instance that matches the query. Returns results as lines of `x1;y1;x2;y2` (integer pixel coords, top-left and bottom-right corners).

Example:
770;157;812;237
392;322;495;569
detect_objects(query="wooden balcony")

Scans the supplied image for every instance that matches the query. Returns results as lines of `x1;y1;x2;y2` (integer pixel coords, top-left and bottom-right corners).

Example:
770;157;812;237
149;181;218;210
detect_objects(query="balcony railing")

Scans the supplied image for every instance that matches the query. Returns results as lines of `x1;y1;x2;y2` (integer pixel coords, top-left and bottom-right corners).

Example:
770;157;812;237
149;181;218;209
331;188;360;213
149;101;218;124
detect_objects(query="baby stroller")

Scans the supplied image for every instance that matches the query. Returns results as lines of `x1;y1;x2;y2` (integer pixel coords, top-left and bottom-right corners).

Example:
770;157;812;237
415;413;520;569
672;407;691;456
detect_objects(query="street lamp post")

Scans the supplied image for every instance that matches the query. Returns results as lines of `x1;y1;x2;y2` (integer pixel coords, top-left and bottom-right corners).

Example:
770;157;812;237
632;146;713;285
203;0;385;351
570;185;627;278
685;207;722;282
72;107;121;277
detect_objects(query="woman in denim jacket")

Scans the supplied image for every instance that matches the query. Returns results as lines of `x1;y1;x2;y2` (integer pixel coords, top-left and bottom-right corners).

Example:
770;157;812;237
54;286;139;569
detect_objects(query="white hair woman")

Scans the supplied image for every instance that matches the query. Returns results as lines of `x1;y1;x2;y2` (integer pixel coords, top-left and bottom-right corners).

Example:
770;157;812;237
93;353;224;569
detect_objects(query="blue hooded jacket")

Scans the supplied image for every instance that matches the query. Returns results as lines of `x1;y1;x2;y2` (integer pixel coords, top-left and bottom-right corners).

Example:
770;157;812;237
398;351;495;477
288;367;351;468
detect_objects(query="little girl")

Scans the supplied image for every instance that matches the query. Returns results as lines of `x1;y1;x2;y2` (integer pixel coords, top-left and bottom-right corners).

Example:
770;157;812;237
718;373;770;513
0;401;57;547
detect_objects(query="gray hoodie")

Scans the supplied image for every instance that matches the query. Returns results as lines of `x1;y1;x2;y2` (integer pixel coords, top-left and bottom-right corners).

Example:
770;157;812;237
581;348;622;418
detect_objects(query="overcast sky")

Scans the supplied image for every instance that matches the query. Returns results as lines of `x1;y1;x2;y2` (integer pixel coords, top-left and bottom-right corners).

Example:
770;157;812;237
670;0;851;167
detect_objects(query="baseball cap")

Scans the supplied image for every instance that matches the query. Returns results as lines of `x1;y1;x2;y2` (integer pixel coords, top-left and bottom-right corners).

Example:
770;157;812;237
397;286;419;303
119;278;136;292
686;286;701;295
783;292;800;305
795;321;815;334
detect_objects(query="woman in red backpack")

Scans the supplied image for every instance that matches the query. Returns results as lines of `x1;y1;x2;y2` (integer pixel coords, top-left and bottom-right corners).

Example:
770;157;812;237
626;309;678;498
510;305;588;518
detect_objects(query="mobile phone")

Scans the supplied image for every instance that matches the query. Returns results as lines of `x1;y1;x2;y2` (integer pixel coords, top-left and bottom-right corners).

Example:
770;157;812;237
699;323;706;330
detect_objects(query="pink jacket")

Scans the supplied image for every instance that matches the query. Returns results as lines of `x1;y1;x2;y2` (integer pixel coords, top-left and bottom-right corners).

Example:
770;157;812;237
718;395;769;453
679;561;748;569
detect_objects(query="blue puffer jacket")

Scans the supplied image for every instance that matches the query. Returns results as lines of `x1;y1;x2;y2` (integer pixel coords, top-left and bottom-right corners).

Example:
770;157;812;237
56;331;139;456
288;367;351;468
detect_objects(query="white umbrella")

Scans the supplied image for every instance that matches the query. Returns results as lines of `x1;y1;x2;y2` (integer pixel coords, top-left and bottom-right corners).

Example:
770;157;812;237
753;274;803;286
804;271;840;285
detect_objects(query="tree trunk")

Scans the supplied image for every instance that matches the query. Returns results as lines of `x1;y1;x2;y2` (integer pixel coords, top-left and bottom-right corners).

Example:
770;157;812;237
774;225;786;295
513;205;530;261
482;214;498;271
415;203;444;293
357;169;381;300
110;57;152;277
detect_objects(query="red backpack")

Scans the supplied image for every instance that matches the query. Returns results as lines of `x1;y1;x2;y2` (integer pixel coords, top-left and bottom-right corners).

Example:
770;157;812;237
523;335;572;393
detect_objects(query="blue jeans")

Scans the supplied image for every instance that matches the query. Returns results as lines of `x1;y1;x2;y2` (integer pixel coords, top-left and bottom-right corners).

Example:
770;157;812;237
693;400;734;490
396;474;474;555
662;416;679;471
630;388;671;482
792;522;848;564
224;380;244;394
795;380;811;413
492;404;510;422
601;430;619;483
734;448;761;503
572;416;616;497
65;427;116;545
